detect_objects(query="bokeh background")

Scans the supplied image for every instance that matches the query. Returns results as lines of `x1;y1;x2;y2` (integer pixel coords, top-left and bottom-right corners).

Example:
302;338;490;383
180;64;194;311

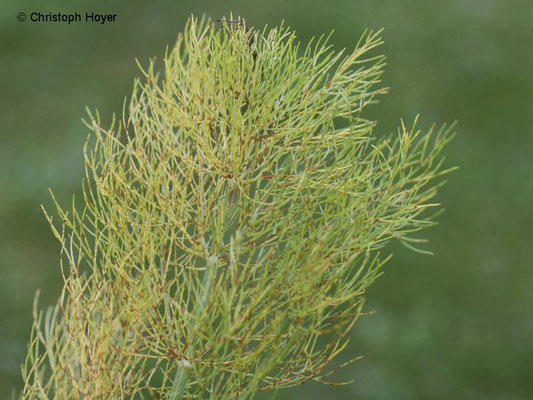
1;0;531;399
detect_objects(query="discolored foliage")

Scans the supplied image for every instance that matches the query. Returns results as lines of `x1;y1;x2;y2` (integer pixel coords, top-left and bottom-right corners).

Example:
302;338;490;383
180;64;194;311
20;15;455;400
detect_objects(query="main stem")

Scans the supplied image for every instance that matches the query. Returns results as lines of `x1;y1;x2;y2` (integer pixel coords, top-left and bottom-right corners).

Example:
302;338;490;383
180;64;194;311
168;256;215;399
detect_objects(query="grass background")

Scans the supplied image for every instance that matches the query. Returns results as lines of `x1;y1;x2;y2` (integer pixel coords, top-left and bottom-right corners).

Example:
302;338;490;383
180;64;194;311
1;0;531;398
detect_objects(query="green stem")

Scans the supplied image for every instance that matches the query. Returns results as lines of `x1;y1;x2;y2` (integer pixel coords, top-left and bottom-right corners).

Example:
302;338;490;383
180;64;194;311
168;255;215;399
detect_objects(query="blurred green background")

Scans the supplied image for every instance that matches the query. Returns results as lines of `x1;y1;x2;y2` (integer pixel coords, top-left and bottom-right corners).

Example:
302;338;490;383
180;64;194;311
1;0;531;398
